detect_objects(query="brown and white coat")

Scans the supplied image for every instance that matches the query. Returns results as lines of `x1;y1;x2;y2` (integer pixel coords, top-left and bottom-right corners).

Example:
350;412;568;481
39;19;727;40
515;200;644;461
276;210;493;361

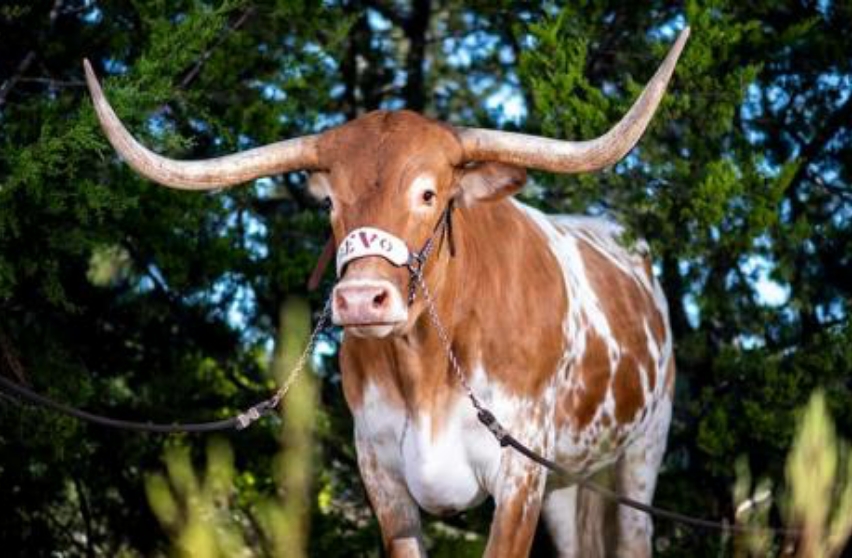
330;135;675;556
84;27;689;558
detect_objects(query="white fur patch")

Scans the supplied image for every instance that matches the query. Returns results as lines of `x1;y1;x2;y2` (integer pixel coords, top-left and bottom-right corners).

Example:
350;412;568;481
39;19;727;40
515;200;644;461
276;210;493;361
513;201;621;370
408;174;438;214
510;200;674;475
352;365;556;515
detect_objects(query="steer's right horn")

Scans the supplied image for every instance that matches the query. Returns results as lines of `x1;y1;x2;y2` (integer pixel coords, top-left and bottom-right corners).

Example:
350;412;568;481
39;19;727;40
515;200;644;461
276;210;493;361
457;27;690;174
84;59;323;190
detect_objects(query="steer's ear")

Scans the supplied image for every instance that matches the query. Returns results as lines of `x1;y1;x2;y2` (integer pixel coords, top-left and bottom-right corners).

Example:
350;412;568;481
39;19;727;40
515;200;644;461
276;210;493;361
456;162;526;207
307;171;332;200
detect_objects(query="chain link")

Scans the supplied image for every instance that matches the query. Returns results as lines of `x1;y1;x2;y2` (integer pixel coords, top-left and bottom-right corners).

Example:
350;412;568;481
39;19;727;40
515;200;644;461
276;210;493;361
235;297;333;429
410;264;804;536
410;268;486;414
274;297;333;402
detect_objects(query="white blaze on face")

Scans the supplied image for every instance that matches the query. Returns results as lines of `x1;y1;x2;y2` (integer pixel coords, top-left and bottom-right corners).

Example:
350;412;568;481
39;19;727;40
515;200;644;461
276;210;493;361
316;172;447;340
408;174;438;215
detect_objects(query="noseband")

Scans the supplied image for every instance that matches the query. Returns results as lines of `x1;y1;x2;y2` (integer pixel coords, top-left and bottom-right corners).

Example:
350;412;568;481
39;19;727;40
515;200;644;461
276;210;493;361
335;201;456;305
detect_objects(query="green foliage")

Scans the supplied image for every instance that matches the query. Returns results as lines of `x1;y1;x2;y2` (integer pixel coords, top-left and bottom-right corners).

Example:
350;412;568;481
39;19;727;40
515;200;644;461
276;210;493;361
1;1;850;556
267;298;315;558
786;391;852;557
731;390;852;558
731;456;773;557
146;298;317;557
146;440;252;557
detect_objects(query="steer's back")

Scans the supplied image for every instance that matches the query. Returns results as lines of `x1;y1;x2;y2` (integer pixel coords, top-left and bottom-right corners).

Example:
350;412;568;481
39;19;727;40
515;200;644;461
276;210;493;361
516;203;675;474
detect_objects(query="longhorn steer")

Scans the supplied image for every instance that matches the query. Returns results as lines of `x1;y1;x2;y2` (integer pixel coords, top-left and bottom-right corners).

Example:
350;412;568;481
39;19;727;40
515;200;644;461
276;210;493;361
85;27;688;558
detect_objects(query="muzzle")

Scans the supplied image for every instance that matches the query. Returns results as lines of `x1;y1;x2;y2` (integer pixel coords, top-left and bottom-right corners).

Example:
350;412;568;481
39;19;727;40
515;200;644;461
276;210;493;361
332;203;455;333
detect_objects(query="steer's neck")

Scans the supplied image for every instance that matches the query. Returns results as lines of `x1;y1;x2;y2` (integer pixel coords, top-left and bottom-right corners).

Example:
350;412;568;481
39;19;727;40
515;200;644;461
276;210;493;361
382;198;568;418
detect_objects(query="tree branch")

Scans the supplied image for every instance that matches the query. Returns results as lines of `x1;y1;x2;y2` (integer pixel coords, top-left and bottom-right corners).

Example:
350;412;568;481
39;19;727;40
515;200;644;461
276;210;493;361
401;0;431;111
0;326;28;383
178;6;256;90
0;0;65;111
811;171;852;203
17;77;86;88
786;94;852;195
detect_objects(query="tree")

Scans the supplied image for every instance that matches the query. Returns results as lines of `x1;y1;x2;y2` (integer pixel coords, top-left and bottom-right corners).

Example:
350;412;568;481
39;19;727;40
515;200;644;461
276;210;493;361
513;1;851;554
1;1;849;556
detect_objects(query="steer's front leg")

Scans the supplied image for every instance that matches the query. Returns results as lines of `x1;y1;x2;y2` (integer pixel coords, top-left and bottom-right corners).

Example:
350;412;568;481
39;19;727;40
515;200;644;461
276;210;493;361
484;451;548;558
355;432;425;557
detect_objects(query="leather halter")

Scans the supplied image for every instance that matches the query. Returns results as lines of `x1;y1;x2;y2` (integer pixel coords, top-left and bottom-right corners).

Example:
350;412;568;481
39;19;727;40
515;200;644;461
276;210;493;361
311;201;456;303
403;200;456;304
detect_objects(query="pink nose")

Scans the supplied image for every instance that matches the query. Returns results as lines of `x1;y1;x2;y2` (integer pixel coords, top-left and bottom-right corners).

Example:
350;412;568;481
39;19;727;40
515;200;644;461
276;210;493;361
333;282;403;325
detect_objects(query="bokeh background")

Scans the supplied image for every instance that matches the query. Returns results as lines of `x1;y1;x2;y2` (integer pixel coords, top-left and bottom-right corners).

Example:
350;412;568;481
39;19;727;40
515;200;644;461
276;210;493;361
1;1;851;556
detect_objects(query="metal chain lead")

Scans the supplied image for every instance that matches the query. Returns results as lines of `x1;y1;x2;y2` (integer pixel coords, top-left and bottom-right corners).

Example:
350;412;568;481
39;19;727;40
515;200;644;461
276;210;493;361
410;268;490;416
273;297;334;403
0;295;335;434
235;297;333;429
410;265;802;537
406;207;513;444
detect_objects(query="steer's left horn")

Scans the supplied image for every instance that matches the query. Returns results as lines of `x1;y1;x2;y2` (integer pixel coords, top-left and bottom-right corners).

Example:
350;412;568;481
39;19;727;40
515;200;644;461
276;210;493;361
457;27;690;173
84;59;323;190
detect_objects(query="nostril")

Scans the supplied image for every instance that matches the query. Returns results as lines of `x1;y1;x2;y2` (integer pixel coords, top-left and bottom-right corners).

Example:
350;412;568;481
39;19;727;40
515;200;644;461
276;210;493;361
372;290;388;308
335;291;348;311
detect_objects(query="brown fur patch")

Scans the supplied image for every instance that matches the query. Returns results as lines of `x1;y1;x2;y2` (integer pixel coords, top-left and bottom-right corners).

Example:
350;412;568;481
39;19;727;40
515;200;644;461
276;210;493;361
577;239;666;403
571;331;611;429
646;353;657;392
613;356;645;425
665;355;677;396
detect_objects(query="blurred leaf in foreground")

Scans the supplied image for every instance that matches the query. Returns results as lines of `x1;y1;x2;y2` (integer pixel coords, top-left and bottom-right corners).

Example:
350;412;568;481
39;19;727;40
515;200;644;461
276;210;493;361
786;390;852;558
145;297;316;557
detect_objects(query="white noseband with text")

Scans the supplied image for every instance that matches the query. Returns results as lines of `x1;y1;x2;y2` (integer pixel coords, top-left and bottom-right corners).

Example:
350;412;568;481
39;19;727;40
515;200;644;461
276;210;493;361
336;227;410;276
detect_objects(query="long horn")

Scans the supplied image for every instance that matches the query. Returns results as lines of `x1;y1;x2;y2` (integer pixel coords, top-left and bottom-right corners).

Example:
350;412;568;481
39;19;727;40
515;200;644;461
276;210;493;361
84;59;322;190
457;27;690;173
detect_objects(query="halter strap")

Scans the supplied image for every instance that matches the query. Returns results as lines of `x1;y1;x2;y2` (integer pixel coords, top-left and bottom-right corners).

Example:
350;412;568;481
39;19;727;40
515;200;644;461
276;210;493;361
405;201;455;303
333;202;456;305
336;226;410;276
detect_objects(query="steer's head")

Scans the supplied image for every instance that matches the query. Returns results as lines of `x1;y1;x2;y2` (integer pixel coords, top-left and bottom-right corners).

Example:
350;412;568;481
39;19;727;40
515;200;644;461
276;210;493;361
307;112;526;337
83;28;689;339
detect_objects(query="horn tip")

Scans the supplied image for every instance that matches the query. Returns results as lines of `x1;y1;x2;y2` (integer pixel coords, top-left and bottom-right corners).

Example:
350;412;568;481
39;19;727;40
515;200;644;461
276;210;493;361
82;58;94;78
662;26;690;68
82;58;100;93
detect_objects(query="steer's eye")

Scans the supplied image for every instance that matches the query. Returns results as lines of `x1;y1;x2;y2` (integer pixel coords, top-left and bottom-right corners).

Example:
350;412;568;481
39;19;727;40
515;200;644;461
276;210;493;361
321;197;333;212
422;190;436;206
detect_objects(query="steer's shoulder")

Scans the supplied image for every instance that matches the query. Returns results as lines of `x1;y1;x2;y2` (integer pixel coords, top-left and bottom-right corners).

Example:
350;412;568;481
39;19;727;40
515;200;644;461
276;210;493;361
512;204;665;328
512;201;651;267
